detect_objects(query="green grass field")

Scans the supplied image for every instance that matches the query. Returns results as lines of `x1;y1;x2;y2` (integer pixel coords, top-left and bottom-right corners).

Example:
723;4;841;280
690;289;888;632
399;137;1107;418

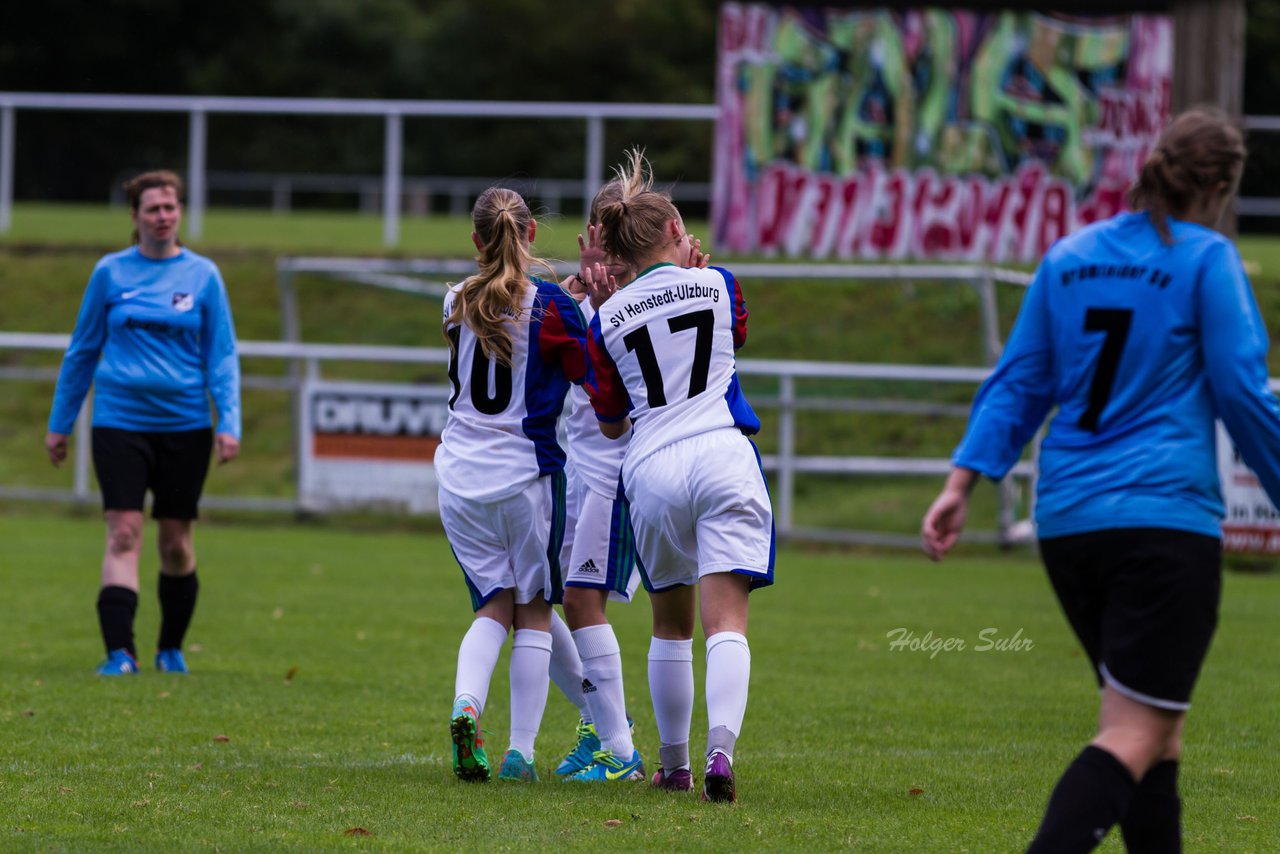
2;510;1279;852
4;204;1280;850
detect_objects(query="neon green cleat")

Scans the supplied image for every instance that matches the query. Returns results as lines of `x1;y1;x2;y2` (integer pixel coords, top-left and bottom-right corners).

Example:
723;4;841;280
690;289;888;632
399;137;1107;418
554;719;600;776
450;701;490;783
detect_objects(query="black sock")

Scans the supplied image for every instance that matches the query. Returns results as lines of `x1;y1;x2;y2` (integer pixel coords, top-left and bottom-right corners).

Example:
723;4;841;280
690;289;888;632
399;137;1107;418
1120;760;1181;854
1026;745;1137;854
97;585;138;658
157;571;199;650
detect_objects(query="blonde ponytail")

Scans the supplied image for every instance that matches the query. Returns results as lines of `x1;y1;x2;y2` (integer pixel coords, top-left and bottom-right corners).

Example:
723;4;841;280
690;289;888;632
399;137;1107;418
445;187;555;366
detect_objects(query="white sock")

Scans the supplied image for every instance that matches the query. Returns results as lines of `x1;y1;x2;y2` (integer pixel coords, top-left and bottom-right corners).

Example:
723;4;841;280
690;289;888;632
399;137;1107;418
508;628;553;759
648;636;694;767
453;616;508;717
547;609;591;724
705;631;751;760
573;624;632;757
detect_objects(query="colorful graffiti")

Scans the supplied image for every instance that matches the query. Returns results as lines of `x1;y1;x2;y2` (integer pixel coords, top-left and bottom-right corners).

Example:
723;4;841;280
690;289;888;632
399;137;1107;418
713;4;1172;262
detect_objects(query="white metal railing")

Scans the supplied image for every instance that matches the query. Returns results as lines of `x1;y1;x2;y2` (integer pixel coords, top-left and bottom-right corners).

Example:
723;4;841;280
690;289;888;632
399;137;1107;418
109;170;713;217
0;93;718;246
0;331;1032;548
6;94;1280;244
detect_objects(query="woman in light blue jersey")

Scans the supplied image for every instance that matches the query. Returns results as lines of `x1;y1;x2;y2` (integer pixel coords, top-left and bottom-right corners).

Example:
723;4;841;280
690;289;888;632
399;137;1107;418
45;170;241;677
923;108;1280;853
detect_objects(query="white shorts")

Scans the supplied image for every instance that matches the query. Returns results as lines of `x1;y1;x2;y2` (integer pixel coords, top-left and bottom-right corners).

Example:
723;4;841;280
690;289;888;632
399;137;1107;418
625;428;775;593
562;473;640;603
440;472;566;609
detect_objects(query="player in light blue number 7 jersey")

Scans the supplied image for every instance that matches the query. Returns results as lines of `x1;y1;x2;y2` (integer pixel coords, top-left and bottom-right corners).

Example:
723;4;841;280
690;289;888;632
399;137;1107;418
923;109;1280;853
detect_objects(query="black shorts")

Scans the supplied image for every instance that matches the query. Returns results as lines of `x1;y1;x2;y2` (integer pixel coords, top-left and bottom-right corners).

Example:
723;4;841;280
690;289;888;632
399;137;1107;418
92;427;213;520
1039;527;1221;711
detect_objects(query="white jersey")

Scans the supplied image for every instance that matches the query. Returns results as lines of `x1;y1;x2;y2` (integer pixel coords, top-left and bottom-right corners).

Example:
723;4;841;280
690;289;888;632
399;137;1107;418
565;298;629;496
587;263;759;474
435;277;589;502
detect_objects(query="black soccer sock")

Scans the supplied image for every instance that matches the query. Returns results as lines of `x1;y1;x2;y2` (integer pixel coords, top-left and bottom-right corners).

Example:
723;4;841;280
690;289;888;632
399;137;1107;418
97;585;139;658
157;570;199;650
1120;760;1181;854
1026;745;1137;854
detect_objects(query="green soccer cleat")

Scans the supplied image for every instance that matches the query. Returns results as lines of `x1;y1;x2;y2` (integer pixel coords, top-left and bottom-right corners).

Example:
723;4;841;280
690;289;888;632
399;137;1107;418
554;719;601;776
450;700;490;783
568;748;645;782
497;749;539;782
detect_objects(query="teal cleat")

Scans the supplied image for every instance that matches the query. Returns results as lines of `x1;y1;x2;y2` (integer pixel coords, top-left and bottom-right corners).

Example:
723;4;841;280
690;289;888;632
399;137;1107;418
450;700;490;783
554;719;601;776
154;648;188;673
497;749;539;782
95;648;140;676
568;748;645;782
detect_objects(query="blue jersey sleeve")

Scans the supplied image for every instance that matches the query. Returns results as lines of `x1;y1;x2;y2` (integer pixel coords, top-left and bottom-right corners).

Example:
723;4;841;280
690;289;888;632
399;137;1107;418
48;265;110;434
201;267;242;439
952;262;1056;480
1199;240;1280;503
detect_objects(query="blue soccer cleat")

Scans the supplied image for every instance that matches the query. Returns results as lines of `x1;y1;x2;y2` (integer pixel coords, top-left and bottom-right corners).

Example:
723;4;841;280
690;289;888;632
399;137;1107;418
568;748;645;782
497;749;540;782
555;719;601;776
701;750;736;803
95;648;140;676
450;699;491;783
155;648;188;674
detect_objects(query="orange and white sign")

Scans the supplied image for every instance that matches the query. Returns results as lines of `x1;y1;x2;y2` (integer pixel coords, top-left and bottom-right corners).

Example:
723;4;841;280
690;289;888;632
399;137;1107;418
299;380;451;514
1217;423;1280;553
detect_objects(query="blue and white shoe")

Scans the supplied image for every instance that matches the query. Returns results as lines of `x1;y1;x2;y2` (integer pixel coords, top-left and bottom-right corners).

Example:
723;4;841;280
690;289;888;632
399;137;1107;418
554;719;600;776
95;649;140;676
155;648;188;674
568;748;645;782
497;749;539;782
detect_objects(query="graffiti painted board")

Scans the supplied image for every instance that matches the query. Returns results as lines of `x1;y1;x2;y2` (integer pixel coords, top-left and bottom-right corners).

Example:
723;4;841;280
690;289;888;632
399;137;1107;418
713;4;1173;262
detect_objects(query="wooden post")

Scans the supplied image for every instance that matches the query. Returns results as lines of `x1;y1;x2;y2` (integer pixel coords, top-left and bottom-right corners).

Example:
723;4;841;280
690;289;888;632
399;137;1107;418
1172;0;1245;115
1172;0;1245;235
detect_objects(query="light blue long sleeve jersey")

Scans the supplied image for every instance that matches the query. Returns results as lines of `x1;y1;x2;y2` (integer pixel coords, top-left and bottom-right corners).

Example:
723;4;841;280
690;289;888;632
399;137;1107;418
48;246;241;439
954;211;1280;539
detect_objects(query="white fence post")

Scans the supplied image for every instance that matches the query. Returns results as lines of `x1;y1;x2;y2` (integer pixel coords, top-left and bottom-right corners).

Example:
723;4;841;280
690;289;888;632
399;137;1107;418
584;114;604;217
777;374;796;539
1;104;14;234
187;108;207;240
74;398;92;503
383;112;403;247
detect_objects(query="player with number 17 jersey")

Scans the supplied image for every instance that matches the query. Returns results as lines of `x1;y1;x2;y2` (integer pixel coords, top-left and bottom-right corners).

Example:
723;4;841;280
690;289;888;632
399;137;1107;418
588;263;759;473
588;262;773;592
435;277;589;503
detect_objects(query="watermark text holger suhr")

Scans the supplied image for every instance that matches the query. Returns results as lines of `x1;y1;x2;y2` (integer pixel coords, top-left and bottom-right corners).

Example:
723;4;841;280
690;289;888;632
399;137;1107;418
886;627;1034;660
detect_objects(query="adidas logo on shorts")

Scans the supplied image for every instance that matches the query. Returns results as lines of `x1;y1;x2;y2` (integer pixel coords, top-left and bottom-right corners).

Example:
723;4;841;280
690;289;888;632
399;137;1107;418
581;678;598;694
576;558;600;574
